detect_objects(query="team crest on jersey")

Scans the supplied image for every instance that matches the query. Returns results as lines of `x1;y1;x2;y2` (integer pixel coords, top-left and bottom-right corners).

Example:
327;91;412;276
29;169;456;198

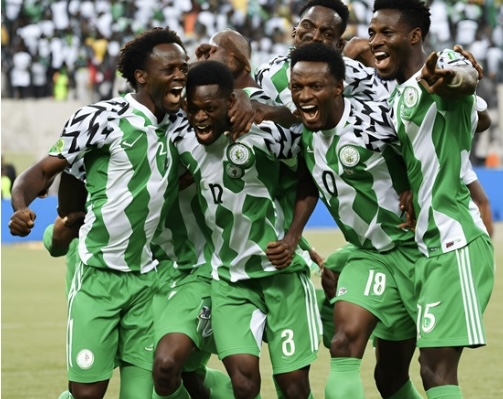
403;87;418;107
227;143;254;169
339;145;360;168
76;349;94;369
226;163;244;179
50;138;65;154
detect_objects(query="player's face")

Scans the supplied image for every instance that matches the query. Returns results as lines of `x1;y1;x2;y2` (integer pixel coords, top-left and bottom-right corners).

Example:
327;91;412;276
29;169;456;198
186;84;232;146
294;6;345;51
290;61;343;131
142;43;188;116
368;9;414;82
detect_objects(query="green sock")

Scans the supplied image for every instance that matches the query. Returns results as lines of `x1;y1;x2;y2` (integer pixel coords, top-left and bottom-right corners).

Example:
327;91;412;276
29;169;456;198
119;364;153;399
152;382;190;399
203;368;234;398
426;385;462;399
325;357;364;399
387;380;423;399
57;391;73;399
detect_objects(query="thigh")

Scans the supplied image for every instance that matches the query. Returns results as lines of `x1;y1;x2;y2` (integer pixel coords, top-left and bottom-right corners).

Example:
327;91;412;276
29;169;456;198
153;271;213;350
415;235;495;348
67;264;120;383
264;271;321;375
334;249;416;341
211;279;266;360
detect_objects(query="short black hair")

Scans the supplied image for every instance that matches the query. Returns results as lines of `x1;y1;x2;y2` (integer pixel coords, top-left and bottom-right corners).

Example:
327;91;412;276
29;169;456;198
299;0;350;35
291;42;345;81
373;0;431;39
117;27;186;90
186;60;234;97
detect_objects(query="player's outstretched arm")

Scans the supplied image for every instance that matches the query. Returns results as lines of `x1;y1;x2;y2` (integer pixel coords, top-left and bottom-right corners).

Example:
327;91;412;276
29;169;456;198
418;51;478;98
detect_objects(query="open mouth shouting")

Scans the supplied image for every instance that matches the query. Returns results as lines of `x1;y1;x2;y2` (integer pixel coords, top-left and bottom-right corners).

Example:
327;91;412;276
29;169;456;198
299;104;320;127
167;85;184;106
194;123;214;144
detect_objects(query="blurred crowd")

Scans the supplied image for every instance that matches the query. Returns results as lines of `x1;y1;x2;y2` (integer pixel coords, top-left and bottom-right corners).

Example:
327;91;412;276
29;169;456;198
1;0;502;101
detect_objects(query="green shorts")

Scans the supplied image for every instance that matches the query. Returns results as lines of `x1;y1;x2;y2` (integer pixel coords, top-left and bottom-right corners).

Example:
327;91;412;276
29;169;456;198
334;245;420;341
152;265;216;354
211;271;321;375
415;235;494;348
66;262;159;383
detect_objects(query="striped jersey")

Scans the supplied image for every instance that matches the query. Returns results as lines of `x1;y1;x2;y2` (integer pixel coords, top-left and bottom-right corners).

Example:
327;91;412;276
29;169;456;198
171;118;310;282
48;93;182;273
298;96;415;251
151;164;214;274
388;49;487;257
255;49;394;111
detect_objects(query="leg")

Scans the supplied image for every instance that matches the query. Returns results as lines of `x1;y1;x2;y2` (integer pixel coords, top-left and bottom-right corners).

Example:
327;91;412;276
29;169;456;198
375;338;422;399
153;333;196;396
325;301;377;399
222;354;261;399
419;347;463;390
274;366;312;399
69;381;109;399
330;301;377;358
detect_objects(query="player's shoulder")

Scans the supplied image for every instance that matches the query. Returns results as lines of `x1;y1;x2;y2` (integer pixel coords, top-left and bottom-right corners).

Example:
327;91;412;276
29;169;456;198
256;52;291;77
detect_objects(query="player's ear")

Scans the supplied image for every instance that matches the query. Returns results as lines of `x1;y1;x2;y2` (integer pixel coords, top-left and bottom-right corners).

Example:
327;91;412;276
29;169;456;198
135;69;147;85
410;27;422;46
335;79;344;96
228;91;236;109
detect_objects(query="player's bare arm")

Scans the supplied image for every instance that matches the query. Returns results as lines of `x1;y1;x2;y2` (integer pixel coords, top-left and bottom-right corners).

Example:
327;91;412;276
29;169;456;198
266;157;318;269
10;156;69;236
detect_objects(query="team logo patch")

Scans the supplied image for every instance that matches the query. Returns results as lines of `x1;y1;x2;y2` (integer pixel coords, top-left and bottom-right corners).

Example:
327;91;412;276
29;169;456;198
227;143;254;168
76;349;94;369
403;87;419;108
226;163;244;179
50;139;65;154
337;287;347;296
339;145;360;167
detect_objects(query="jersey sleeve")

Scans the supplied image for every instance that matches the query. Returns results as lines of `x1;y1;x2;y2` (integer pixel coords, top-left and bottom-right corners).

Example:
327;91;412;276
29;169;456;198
255;54;296;112
48;99;128;165
251;120;303;159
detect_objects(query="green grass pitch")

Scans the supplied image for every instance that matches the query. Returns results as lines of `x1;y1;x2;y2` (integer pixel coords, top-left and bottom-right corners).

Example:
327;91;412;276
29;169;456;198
2;226;503;398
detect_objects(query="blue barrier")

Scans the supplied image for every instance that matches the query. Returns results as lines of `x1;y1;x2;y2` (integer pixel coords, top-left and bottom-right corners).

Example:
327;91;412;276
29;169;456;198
2;166;501;243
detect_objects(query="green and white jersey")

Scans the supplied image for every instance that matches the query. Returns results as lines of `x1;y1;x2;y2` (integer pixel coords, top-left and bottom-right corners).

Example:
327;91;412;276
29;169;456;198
49;93;182;273
388;49;487;257
255;50;394;111
242;86;313;251
299;97;415;251
172;118;310;282
151;164;214;274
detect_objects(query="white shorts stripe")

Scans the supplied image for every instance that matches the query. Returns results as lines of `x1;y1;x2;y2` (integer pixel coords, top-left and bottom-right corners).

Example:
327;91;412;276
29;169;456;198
456;246;485;346
300;273;321;352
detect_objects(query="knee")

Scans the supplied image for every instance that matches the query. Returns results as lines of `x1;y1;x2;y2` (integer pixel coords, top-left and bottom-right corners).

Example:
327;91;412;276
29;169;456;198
330;329;365;358
153;353;182;385
231;375;260;399
70;383;106;399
